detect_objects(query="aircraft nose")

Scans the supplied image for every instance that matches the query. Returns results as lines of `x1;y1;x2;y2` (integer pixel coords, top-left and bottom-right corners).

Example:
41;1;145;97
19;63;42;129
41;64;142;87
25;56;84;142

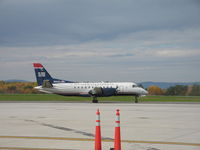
142;89;148;95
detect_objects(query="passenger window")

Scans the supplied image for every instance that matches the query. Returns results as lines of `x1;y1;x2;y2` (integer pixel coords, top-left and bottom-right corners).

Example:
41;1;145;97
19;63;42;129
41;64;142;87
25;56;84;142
132;85;135;88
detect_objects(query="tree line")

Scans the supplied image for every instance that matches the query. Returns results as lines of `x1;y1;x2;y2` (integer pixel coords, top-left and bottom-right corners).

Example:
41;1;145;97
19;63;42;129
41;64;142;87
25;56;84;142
0;81;39;94
0;81;200;96
147;84;200;96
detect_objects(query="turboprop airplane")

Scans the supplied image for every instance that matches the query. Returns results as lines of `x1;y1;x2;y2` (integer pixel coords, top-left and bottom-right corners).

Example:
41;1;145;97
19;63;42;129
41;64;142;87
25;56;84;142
33;63;148;103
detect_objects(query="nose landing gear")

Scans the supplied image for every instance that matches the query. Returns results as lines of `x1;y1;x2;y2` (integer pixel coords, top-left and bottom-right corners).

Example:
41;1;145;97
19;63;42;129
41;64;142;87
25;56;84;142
134;95;139;103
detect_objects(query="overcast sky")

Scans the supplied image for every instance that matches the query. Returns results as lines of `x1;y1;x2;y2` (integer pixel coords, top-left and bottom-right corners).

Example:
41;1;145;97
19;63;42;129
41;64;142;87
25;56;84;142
0;0;200;82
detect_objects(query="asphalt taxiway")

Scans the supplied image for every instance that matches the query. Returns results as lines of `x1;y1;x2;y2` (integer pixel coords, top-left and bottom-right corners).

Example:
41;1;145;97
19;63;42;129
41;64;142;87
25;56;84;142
0;102;200;150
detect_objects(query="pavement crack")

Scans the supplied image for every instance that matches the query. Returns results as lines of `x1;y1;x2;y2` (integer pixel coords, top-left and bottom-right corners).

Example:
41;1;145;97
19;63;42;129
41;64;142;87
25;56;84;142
41;123;113;140
24;119;113;140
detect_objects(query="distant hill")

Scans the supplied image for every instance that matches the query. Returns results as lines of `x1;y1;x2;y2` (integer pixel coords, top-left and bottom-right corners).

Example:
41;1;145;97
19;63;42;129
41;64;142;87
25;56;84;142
4;79;29;82
139;81;200;89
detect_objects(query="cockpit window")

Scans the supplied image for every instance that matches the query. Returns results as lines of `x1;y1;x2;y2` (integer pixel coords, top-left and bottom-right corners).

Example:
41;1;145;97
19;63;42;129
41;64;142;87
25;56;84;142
132;84;138;88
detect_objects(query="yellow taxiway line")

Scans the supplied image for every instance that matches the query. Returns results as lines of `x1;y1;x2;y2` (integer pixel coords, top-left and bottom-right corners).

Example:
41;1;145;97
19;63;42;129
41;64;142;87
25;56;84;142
0;136;200;147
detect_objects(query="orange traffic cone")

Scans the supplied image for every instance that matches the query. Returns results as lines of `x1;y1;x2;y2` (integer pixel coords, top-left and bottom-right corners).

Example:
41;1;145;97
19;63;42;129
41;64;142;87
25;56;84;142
114;109;121;150
95;109;102;150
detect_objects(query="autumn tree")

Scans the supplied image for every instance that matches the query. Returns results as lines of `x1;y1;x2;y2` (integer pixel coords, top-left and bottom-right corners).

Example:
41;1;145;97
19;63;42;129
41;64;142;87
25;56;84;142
0;81;39;94
147;85;164;95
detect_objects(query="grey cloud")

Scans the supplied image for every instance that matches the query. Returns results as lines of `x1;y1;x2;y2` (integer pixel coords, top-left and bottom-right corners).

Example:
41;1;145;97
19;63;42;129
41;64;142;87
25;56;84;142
0;0;200;46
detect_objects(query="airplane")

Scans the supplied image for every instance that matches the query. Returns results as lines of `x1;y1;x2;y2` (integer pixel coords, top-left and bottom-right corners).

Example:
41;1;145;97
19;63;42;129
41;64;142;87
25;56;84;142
33;63;148;103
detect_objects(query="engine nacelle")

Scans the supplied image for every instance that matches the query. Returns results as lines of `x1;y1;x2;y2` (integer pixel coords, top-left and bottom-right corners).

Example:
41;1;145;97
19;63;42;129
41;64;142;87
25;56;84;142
89;87;117;97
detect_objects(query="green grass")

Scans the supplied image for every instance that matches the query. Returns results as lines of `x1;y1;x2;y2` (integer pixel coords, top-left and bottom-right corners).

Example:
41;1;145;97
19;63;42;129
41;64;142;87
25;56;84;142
0;94;200;102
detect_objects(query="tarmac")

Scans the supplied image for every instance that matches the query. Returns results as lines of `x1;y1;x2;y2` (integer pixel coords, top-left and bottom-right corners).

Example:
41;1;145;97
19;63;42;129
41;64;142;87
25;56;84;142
0;102;200;150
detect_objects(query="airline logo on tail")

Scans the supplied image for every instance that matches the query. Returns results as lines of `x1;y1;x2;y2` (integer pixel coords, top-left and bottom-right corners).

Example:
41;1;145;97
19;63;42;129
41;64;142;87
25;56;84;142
38;72;46;78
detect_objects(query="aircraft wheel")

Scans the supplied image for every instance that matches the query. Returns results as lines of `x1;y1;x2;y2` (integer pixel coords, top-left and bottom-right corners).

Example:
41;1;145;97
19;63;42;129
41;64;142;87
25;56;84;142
135;96;138;103
92;99;98;103
92;97;98;103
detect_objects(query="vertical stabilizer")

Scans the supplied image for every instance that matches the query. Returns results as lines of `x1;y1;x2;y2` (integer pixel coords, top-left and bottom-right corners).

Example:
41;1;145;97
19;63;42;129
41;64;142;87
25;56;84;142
33;63;53;86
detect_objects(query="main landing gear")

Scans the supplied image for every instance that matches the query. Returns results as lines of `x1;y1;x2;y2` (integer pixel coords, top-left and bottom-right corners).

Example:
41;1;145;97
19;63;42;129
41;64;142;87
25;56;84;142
92;96;138;103
92;96;98;103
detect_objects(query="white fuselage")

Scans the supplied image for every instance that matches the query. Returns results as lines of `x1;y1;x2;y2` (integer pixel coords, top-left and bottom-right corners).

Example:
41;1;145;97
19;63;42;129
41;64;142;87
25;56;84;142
35;82;148;97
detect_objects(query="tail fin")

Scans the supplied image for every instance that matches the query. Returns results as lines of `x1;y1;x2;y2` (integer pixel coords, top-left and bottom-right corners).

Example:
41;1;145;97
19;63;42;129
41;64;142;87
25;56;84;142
33;63;74;86
33;63;54;86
